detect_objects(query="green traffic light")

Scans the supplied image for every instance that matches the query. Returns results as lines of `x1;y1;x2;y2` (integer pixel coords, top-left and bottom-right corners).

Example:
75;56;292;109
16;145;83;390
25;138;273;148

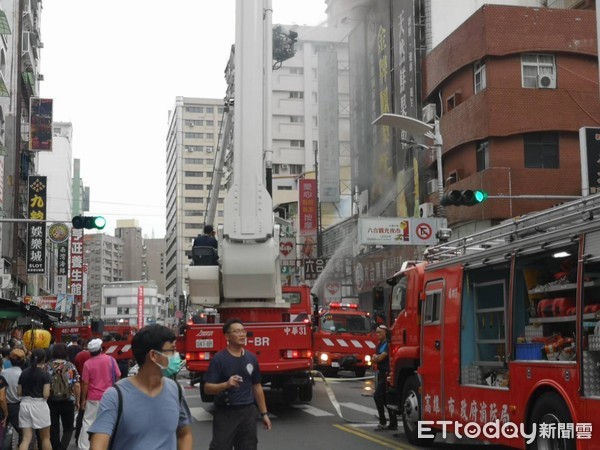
474;190;488;203
94;216;107;230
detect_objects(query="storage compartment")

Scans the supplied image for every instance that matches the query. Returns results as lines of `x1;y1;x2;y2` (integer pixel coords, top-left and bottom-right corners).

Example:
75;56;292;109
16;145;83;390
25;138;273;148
515;343;544;360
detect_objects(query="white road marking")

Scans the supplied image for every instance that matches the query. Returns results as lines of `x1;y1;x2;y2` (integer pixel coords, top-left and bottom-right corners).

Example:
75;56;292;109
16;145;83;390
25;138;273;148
189;407;213;422
291;404;335;417
339;402;378;416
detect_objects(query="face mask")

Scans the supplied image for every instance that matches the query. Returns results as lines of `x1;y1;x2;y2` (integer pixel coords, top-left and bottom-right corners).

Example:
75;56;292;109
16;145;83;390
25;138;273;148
154;351;182;377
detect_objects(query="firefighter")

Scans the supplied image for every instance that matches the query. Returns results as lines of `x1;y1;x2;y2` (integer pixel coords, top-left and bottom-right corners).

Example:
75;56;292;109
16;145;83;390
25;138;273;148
372;324;397;431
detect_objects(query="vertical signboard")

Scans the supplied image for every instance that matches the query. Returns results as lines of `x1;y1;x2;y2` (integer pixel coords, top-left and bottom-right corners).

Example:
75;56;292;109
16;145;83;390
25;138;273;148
299;179;318;236
26;176;47;274
69;228;84;319
137;286;145;329
29;98;53;151
82;263;89;311
318;51;341;203
580;127;600;196
56;241;69;294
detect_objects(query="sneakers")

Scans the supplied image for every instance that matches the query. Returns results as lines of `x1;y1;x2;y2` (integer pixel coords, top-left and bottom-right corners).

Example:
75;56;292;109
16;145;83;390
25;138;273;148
374;423;398;431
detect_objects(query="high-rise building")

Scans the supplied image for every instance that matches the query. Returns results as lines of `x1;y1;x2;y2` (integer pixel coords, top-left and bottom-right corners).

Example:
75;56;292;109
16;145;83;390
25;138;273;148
115;219;144;281
165;97;225;309
145;238;166;296
101;281;160;327
84;233;123;317
71;159;89;216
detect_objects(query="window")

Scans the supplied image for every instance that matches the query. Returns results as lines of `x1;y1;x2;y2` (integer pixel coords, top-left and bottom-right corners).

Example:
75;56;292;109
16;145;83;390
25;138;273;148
206;133;214;139
476;141;489;172
117;307;129;315
184;171;202;177
524;132;559;169
185;146;202;152
206;120;214;126
185;223;203;229
186;106;203;113
205;106;214;113
218;107;224;114
290;140;305;147
424;291;441;323
277;186;293;190
185;197;202;203
205;146;214;153
185;132;203;139
312;116;318;127
184;158;202;165
290;67;304;75
185;210;203;216
290;164;303;175
290;116;304;123
105;297;115;306
289;91;304;99
521;54;555;88
185;120;202;126
474;60;486;94
272;165;280;174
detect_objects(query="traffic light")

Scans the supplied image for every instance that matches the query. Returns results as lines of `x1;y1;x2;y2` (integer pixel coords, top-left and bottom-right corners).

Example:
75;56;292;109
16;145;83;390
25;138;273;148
440;189;488;207
71;215;106;230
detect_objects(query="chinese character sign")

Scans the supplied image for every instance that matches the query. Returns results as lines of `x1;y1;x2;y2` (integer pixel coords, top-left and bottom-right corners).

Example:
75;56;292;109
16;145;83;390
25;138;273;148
137;286;145;329
299;179;318;236
57;242;68;276
26;176;47;274
29;98;53;151
69;228;84;318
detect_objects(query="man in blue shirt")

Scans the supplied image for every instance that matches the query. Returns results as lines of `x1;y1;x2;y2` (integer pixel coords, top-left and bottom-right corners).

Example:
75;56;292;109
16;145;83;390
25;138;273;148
372;324;398;431
205;318;271;450
192;225;219;265
89;325;192;450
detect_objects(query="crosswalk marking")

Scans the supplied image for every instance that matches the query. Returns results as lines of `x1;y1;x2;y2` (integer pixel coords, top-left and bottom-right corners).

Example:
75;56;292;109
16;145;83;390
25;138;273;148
291;404;335;417
339;402;378;416
189;407;214;422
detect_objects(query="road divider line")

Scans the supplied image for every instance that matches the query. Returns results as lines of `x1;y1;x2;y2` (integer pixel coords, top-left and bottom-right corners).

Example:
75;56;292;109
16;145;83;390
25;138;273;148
334;424;413;449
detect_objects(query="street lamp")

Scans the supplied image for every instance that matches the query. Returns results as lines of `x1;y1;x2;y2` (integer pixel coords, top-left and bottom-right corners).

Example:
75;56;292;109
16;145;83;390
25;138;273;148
372;113;445;217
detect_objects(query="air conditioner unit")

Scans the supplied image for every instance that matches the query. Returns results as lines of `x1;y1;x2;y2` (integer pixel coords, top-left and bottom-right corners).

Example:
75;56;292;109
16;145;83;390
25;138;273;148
422;104;436;124
537;74;556;89
1;274;12;289
419;203;435;218
426;179;438;195
281;164;289;170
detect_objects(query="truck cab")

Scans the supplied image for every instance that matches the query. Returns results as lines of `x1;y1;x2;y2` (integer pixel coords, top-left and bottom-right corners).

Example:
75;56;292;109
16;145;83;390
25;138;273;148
312;302;376;377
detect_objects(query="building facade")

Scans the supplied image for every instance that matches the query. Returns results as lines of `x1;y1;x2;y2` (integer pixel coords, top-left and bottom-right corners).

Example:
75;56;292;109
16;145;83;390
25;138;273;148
145;237;166;296
115;219;144;281
165;97;225;310
84;233;123;317
101;280;160;327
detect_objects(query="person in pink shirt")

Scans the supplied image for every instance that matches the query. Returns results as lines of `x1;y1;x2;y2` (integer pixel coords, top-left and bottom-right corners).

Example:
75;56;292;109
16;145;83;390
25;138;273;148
77;339;120;450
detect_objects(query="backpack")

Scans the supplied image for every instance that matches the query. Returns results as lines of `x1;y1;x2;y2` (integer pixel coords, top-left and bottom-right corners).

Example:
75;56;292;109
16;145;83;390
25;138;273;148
50;362;71;401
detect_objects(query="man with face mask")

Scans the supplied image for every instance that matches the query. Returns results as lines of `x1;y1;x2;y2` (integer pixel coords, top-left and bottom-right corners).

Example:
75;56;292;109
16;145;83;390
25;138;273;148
89;325;192;450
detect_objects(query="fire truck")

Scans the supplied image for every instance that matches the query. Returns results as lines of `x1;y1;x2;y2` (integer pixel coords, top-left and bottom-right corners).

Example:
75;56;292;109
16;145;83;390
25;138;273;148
181;0;313;405
384;194;600;449
50;321;136;362
312;302;376;377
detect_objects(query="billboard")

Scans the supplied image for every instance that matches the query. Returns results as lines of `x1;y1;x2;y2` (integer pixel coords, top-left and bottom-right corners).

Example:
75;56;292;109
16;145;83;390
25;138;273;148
358;217;446;246
29;98;53;151
26;176;47;274
299;179;318;236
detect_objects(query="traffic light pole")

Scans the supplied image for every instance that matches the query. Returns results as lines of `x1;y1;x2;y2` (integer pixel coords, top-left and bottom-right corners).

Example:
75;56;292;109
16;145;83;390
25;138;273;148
433;120;446;218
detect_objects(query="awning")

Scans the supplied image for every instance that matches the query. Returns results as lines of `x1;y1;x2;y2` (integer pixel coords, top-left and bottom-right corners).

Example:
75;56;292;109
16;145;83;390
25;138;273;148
0;10;11;35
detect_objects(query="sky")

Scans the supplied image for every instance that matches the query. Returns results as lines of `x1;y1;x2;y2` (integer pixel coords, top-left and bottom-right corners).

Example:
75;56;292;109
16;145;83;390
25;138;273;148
39;1;328;238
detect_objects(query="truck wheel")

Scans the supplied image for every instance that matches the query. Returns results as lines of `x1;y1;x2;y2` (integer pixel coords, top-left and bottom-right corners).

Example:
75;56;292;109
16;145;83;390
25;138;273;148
401;375;435;445
282;385;298;404
528;392;575;450
199;381;214;403
354;367;366;378
298;384;313;402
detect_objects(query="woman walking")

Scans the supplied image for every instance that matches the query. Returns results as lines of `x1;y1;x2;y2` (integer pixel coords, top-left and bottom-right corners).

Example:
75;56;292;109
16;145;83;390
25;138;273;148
17;348;51;450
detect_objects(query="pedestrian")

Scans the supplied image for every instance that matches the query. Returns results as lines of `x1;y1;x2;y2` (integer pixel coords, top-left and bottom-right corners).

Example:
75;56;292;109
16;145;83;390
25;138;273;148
67;338;84;363
73;341;91;443
192;225;219;265
193;224;218;249
89;324;192;450
3;347;27;446
1;346;12;369
17;348;51;450
204;318;271;450
0;362;8;448
46;343;80;450
78;339;119;450
372;324;397;431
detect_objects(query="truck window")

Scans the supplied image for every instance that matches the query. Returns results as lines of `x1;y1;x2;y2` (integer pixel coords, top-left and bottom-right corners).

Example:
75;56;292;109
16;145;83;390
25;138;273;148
424;291;441;324
391;276;407;312
283;292;301;305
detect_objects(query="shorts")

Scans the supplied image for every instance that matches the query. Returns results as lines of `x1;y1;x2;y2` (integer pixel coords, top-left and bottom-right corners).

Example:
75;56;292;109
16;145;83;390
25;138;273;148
19;397;50;429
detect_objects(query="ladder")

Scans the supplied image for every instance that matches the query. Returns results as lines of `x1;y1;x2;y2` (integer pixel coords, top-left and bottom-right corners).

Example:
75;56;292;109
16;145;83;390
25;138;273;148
425;193;600;264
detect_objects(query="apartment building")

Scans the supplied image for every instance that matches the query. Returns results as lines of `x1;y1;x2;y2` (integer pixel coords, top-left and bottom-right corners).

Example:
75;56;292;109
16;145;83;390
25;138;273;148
84;233;123;317
165;97;225;308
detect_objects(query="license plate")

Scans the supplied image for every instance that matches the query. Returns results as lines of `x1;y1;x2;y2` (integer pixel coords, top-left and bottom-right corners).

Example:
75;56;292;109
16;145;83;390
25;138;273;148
196;339;213;349
331;361;340;368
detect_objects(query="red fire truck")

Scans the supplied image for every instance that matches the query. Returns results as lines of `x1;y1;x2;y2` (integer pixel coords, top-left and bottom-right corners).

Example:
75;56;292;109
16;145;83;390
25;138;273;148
51;321;136;362
385;195;600;449
312;302;376;377
183;285;314;404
